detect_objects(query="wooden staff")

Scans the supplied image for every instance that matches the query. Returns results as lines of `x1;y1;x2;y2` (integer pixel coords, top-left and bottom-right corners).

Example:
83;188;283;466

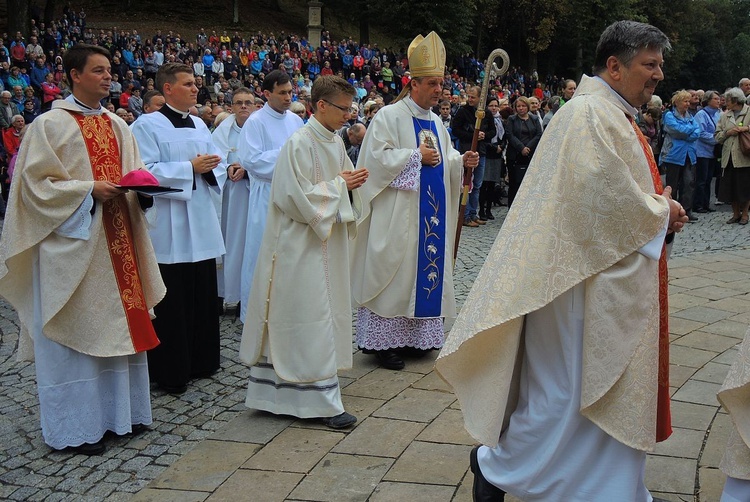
453;48;510;262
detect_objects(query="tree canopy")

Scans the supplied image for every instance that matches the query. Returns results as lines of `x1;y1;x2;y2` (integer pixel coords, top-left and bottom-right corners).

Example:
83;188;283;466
330;0;750;95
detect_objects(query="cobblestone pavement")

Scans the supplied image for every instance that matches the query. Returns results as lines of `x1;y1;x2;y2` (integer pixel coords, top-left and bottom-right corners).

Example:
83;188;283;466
1;203;750;501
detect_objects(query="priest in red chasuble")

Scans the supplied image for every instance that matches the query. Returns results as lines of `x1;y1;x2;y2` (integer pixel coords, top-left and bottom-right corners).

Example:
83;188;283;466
0;44;165;455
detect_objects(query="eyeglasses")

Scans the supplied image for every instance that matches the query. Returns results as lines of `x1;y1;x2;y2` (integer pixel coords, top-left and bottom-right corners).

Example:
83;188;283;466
323;100;354;114
234;100;254;107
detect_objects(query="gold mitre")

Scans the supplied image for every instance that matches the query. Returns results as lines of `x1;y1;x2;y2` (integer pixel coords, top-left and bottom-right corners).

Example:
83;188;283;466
407;31;445;78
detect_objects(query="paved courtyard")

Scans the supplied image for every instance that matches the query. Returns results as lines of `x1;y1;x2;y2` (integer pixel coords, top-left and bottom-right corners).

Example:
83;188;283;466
1;203;750;501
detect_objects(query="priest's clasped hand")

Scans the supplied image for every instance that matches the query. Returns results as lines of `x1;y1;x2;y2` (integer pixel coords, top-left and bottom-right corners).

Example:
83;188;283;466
463;151;480;170
663;186;688;233
191;153;221;174
341;168;369;190
419;142;441;167
227;163;245;181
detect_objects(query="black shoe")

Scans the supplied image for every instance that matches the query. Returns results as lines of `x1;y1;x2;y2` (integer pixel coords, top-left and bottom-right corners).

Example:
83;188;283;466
358;346;376;354
375;350;405;370
687;213;699;222
158;383;188;395
131;424;148;436
68;439;106;456
695;207;708;213
319;411;357;429
470;445;505;501
485;210;495;220
705;206;716;212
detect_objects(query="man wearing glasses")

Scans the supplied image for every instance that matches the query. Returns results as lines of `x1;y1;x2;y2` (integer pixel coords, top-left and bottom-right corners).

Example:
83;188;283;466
240;75;368;429
212;87;254;312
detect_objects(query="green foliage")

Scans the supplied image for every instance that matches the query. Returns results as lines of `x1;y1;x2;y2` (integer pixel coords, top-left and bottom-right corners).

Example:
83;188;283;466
350;0;750;92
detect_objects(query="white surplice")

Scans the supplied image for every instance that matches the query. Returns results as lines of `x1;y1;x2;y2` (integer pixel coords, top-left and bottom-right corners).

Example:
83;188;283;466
130;111;227;264
237;103;303;321
239;116;359;417
212;115;250;302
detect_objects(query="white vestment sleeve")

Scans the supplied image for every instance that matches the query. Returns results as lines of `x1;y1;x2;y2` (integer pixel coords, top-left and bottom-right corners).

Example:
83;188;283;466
637;203;669;261
131;120;194;201
54;188;94;240
273;138;356;242
238;119;280;181
388;149;422;191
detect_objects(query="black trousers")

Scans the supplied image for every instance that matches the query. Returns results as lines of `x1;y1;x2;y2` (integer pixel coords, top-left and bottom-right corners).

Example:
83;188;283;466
148;259;221;388
479;180;495;213
507;161;529;208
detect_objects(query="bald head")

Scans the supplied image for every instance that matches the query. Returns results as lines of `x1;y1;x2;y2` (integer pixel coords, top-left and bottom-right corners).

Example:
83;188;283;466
347;123;366;145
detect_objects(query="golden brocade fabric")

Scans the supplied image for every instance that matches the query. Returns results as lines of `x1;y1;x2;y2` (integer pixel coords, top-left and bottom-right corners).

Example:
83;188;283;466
70;112;158;352
435;75;670;451
718;327;750;479
0;100;165;360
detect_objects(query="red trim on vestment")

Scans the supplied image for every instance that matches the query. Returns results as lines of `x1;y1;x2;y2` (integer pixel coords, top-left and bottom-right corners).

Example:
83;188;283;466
69;112;159;353
631;117;672;442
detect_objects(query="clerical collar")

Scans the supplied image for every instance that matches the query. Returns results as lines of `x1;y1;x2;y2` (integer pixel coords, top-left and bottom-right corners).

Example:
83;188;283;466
592;76;639;117
263;103;287;119
159;103;195;128
65;94;104;116
165;102;190;118
308;115;334;140
404;96;431;118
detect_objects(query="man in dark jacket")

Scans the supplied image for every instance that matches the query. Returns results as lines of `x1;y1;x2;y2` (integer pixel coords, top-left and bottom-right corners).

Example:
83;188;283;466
451;85;495;226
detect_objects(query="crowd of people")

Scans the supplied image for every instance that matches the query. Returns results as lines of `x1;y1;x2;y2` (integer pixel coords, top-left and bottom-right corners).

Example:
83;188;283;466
0;8;578;205
3;12;750;502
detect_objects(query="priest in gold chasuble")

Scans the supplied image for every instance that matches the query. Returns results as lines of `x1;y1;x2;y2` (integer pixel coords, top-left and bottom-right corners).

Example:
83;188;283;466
0;45;165;454
436;22;689;500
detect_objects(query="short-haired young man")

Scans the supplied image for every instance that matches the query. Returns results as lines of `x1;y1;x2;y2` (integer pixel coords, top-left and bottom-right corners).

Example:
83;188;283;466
236;70;303;322
239;76;368;428
131;62;227;395
0;43;166;454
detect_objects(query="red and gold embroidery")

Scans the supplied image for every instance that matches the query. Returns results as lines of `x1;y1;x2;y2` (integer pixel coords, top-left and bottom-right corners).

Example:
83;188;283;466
69;112;158;353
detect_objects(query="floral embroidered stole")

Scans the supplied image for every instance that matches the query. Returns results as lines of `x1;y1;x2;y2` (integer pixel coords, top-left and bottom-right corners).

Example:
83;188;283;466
69;112;159;353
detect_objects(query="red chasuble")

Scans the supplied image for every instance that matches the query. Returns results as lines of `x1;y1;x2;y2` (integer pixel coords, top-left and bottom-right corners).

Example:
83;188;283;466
631;117;672;442
69;111;160;353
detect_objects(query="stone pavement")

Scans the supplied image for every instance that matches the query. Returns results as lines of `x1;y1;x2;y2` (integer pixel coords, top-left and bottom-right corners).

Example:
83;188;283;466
1;204;750;501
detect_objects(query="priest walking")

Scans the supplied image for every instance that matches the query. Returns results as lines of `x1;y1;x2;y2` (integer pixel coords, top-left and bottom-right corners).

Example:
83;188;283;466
0;44;165;454
212;87;254;309
436;21;688;501
351;32;478;371
237;70;303;322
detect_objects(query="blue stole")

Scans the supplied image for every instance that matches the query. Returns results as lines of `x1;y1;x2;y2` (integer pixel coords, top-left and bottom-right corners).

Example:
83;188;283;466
413;117;446;317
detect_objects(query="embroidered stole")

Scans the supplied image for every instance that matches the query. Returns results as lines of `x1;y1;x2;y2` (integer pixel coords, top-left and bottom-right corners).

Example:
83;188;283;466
69;112;159;353
631;117;673;442
413;117;446;317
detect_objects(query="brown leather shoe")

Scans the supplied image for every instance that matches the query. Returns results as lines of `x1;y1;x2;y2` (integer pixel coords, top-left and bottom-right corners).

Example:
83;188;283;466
464;219;479;227
474;218;487;225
